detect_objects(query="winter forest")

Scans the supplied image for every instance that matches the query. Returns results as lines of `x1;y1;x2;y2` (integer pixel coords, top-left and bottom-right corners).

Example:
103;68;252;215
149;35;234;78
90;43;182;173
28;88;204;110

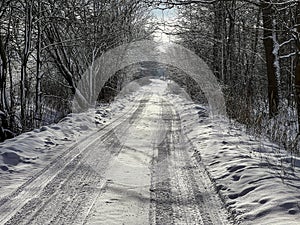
0;0;300;154
2;1;300;224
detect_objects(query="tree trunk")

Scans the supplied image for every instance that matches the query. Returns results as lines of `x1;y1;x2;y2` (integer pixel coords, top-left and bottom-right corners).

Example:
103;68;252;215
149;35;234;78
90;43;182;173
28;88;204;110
0;34;8;113
261;0;280;117
226;0;236;82
295;2;300;132
212;1;224;80
35;0;42;126
21;0;33;131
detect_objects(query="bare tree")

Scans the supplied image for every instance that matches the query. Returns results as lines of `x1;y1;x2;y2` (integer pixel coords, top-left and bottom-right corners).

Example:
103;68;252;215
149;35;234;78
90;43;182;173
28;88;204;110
0;0;152;140
261;0;280;117
20;0;33;131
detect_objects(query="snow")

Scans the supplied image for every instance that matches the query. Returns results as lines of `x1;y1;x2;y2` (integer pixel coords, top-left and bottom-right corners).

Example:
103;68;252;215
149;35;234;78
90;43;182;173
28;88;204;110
272;18;281;100
167;81;300;224
0;83;140;200
87;98;162;224
1;78;300;224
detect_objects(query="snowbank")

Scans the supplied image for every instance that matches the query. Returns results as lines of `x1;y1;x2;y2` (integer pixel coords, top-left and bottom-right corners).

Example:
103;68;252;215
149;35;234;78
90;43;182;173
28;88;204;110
0;87;141;199
169;91;300;225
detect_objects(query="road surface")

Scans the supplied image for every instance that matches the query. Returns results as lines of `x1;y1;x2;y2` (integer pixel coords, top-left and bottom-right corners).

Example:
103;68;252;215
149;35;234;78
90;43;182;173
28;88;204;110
0;84;231;225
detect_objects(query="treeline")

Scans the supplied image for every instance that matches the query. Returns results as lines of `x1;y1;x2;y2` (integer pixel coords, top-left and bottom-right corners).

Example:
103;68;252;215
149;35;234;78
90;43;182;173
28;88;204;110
154;0;300;153
0;0;152;140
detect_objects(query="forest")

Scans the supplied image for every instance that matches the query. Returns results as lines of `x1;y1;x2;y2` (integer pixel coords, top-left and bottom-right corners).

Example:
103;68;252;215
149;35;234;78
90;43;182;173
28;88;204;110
0;0;152;138
0;0;300;154
170;0;300;153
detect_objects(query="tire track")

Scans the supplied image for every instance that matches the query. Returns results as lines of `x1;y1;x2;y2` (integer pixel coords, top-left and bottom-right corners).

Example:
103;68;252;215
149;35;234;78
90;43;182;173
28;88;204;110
1;91;231;225
149;100;174;225
170;106;213;225
1;97;149;225
150;98;230;225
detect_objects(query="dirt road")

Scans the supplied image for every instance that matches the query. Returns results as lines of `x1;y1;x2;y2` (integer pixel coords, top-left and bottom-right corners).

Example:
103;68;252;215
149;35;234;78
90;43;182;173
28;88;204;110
0;87;231;224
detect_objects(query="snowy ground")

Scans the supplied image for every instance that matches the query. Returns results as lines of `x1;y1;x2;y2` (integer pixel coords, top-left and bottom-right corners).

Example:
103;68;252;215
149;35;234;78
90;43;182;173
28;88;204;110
167;81;300;225
0;87;135;198
0;79;300;224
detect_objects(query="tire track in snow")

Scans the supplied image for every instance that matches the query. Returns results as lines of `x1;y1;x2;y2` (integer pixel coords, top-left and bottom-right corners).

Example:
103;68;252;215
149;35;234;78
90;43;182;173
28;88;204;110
170;106;213;225
15;132;117;225
1;89;231;225
169;101;230;225
150;99;230;225
149;100;174;225
0;97;149;225
83;94;162;225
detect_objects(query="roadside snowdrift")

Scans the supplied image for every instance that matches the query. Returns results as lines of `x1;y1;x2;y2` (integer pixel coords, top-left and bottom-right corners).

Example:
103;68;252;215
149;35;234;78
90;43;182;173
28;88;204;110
0;82;142;199
167;87;300;225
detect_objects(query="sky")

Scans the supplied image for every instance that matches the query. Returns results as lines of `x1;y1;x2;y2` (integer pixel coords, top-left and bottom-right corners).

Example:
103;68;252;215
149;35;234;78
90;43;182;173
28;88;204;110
151;8;178;43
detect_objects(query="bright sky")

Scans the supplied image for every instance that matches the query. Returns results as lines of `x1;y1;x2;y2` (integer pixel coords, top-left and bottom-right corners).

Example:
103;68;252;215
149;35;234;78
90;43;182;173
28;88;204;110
151;8;178;43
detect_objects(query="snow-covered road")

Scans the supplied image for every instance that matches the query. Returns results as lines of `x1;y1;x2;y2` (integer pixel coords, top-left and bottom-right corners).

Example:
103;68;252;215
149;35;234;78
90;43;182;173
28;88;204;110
1;79;300;225
0;81;231;224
